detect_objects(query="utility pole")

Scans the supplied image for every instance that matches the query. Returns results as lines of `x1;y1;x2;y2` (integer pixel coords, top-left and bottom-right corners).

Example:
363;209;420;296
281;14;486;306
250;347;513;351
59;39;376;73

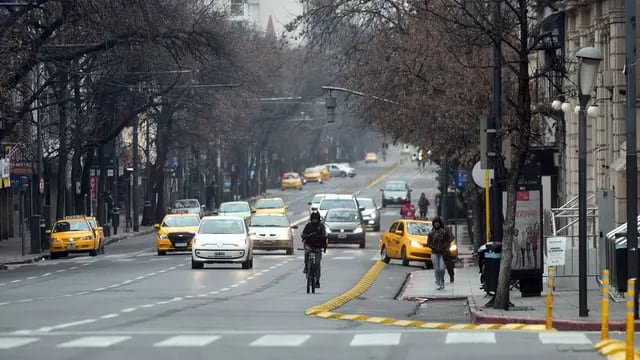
491;1;503;244
624;0;638;319
132;117;139;232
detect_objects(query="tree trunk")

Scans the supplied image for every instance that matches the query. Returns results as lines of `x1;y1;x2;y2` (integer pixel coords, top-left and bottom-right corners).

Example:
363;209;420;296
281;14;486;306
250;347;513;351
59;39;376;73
72;149;82;214
55;72;68;220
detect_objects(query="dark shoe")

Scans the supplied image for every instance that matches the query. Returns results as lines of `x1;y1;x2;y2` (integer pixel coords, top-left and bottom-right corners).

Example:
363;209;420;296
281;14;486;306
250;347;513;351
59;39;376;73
315;280;320;288
450;274;454;283
303;267;307;274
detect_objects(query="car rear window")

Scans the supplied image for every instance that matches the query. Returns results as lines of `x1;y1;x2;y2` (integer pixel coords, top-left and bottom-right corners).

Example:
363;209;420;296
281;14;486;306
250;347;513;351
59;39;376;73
385;183;407;191
407;223;431;235
326;209;359;222
220;203;250;212
256;199;284;209
320;199;356;210
357;198;374;208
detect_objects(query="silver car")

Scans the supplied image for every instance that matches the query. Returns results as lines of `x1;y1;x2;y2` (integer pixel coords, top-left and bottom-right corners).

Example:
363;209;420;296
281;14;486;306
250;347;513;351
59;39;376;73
356;197;381;231
191;216;253;269
249;214;297;255
308;193;327;214
172;198;205;218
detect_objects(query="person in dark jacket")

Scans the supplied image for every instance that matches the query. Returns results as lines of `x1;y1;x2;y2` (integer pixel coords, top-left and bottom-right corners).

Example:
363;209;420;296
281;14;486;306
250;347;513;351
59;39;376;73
417;192;430;219
428;216;452;290
302;211;327;287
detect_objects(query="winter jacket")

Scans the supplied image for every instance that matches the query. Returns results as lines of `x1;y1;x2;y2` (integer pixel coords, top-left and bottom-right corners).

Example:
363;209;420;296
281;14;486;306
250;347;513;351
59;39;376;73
428;227;451;254
302;222;327;249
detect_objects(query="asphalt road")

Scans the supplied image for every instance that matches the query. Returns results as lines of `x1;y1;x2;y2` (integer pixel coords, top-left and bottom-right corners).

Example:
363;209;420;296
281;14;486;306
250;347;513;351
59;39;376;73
0;150;606;360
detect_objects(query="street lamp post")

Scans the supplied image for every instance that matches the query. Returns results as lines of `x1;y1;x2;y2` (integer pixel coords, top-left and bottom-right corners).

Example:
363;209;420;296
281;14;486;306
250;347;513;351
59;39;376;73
576;46;603;317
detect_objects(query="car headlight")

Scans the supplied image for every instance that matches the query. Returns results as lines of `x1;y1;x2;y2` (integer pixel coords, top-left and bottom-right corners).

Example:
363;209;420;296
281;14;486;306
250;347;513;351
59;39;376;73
52;238;62;243
410;240;421;248
353;226;363;234
234;238;247;247
82;236;92;240
450;244;457;251
370;212;377;219
325;226;332;234
159;234;168;239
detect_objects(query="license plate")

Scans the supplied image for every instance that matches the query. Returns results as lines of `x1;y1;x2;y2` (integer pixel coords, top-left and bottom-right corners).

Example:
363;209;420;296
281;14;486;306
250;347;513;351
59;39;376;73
67;242;75;249
338;234;347;239
214;252;225;257
175;242;187;247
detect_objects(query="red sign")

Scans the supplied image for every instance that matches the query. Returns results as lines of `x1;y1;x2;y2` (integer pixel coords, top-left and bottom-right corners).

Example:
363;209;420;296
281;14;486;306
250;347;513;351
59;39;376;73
8;144;32;175
90;176;98;201
516;191;530;201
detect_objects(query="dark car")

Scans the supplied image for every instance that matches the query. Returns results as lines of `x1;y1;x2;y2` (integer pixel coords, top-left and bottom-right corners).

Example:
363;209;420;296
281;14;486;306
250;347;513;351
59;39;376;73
356;197;381;231
380;181;412;207
324;208;366;248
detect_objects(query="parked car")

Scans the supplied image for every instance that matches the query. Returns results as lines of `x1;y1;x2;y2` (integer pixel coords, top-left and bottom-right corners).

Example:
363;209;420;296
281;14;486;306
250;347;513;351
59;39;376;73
191;216;253;269
324;208;366;248
249;213;297;255
356;197;381;231
379;219;458;267
380;181;412;207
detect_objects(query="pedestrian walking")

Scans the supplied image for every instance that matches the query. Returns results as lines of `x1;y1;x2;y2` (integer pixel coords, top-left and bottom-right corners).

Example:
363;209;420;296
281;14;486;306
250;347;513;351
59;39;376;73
417;192;429;219
427;216;452;290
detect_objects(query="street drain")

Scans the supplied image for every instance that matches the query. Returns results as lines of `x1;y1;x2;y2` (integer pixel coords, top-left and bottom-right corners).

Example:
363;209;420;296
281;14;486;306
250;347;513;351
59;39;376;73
416;299;471;323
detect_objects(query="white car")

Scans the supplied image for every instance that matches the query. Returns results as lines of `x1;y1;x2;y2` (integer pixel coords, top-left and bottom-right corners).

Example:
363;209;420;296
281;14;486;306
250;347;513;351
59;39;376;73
171;198;205;218
308;193;327;214
315;194;364;220
326;163;356;178
191;216;253;269
249;214;297;255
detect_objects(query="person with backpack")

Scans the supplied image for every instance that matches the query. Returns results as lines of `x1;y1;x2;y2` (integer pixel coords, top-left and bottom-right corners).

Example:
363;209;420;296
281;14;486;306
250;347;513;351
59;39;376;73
418;192;430;219
302;211;327;288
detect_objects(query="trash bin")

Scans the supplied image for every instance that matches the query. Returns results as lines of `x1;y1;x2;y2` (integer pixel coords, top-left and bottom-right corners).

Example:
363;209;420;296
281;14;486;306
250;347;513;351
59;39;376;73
40;218;49;250
483;242;502;293
111;207;120;235
102;223;111;238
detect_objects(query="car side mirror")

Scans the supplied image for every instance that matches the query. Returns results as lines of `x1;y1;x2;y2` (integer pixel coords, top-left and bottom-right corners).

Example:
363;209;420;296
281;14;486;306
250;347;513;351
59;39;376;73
285;205;288;210
251;208;256;213
291;225;298;229
201;205;206;210
153;224;160;230
248;232;256;237
45;229;52;234
379;189;384;191
311;207;318;211
308;202;312;206
377;206;383;210
359;206;365;211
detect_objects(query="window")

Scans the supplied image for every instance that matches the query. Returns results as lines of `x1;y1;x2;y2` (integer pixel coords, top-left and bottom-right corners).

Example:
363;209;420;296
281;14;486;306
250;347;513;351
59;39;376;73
220;202;250;213
230;0;244;16
325;209;359;222
385;182;407;191
397;222;405;233
250;215;289;227
407;222;431;235
388;222;398;233
199;219;245;234
174;199;200;208
320;199;356;210
356;198;374;209
311;195;325;204
53;221;90;233
255;199;284;209
163;216;200;227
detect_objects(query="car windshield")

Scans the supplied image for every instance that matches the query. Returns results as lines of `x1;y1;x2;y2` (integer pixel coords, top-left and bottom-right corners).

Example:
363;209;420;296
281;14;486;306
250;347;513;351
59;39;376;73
198;219;245;234
53;221;90;233
326;209;359;222
357;198;374;209
284;173;299;179
407;222;431;235
320;199;356;210
174;199;199;208
255;199;284;209
220;203;250;213
250;215;288;227
306;168;320;174
163;216;200;227
311;195;325;204
385;183;407;191
87;219;97;229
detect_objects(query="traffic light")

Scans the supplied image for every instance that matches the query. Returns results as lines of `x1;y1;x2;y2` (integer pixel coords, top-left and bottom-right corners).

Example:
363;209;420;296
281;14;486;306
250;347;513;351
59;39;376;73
325;96;336;123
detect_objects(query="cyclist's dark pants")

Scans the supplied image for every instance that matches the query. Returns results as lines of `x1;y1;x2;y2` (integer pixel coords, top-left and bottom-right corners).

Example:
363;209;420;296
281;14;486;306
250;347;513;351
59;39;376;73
304;247;323;279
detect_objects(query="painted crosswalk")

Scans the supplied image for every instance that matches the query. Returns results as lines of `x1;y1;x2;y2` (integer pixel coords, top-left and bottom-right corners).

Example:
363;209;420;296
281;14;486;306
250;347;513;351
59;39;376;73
0;331;599;350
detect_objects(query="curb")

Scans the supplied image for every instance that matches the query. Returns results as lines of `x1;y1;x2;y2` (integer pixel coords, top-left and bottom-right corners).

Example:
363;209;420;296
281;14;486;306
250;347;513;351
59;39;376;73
0;228;155;268
305;261;556;332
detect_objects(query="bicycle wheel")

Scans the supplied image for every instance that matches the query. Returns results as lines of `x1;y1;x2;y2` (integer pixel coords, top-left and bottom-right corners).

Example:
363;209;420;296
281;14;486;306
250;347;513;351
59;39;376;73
306;272;311;294
310;268;316;294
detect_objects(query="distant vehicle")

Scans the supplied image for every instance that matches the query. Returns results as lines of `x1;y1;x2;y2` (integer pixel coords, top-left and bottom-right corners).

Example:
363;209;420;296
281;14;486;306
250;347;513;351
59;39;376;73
217;201;252;221
47;217;103;259
401;144;411;155
316;194;364;219
281;172;303;190
303;167;324;184
326;163;356;178
324;208;366;248
253;197;288;215
154;213;200;256
365;152;378;163
249;213;297;255
191;216;253;269
171;198;205;218
380;181;412;207
308;193;328;214
356;197;381;231
316;164;331;181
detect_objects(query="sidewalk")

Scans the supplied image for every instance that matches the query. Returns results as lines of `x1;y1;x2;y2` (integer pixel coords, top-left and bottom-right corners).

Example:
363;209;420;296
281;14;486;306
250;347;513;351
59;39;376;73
399;265;640;331
0;224;155;268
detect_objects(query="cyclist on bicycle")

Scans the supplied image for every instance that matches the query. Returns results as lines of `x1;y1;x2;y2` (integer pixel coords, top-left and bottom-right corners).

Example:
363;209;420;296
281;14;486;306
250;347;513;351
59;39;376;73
302;211;327;287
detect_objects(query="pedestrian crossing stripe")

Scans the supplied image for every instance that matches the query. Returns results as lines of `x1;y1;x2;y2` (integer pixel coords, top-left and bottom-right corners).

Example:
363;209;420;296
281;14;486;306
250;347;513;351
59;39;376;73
0;332;596;349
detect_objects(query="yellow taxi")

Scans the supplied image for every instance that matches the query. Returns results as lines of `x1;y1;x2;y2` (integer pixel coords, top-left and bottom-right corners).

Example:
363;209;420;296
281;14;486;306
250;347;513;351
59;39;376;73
84;216;104;248
365;152;378;163
379;219;458;267
281;172;303;191
303;167;324;184
154;213;200;256
316;164;331;181
47;216;102;259
253;197;288;215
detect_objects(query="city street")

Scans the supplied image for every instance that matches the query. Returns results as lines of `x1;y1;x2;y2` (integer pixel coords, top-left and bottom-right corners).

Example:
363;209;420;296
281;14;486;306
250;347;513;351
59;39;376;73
0;155;604;360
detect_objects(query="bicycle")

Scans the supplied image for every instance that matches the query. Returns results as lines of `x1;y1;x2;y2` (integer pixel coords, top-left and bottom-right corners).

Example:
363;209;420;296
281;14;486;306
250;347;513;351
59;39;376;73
306;249;321;294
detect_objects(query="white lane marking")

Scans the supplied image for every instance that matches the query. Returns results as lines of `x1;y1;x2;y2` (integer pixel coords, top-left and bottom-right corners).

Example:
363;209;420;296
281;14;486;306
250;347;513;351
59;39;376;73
219;288;230;291
105;254;127;258
350;333;402;346
58;336;130;348
238;280;247;284
254;273;263;276
156;301;170;305
198;294;208;297
55;269;66;273
230;284;239;288
250;334;311;347
0;302;8;306
70;267;78;270
0;283;5;286
38;319;97;332
538;332;592;345
170;297;183;302
121;308;136;313
41;272;52;277
121;280;133;284
185;295;194;299
107;284;118;288
333;256;355;260
209;291;219;295
0;337;39;349
296;256;304;260
76;291;89;295
168;266;177;270
16;299;32;303
94;288;105;292
141;304;154;308
247;276;255;280
135;276;145;280
10;280;21;283
99;314;119;319
154;335;221;347
445;332;496;344
147;273;157;276
64;294;72;297
342;250;360;254
27;276;37;280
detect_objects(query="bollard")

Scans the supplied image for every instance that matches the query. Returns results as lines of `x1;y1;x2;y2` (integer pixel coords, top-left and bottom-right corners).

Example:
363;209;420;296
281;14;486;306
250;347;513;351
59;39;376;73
626;278;635;360
601;269;610;341
546;266;555;330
